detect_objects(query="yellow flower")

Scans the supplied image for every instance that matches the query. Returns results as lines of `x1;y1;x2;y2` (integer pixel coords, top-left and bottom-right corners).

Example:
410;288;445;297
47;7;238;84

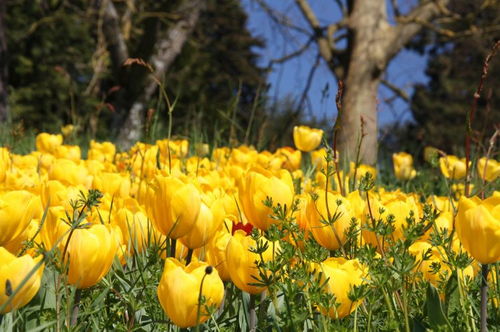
61;124;75;137
226;230;274;294
477;157;500;182
439;155;467;179
205;230;232;281
392;152;417;180
157;258;224;328
54;145;81;162
146;176;201;239
276;147;301;171
63;224;118;288
35;133;63;154
456;194;500;264
362;193;421;250
92;172;131;198
423;146;439;163
349;162;377;181
293;125;323;152
179;194;226;249
0;147;11;182
48;159;92;188
87;140;116;163
305;190;355;250
239;167;294;231
317;257;367;319
0;247;44;314
0;190;38;246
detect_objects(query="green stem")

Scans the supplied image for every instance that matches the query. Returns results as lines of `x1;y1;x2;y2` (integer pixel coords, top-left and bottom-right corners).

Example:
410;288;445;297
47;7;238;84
186;248;194;265
70;289;82;326
170;238;177;258
249;294;257;332
481;264;489;332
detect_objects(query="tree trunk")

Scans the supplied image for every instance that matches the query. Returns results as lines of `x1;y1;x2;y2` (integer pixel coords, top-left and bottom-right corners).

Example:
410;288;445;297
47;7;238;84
0;0;8;122
338;0;390;165
116;0;204;151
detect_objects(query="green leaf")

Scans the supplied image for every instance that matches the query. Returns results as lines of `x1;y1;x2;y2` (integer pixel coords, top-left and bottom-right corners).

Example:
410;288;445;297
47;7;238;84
425;283;452;331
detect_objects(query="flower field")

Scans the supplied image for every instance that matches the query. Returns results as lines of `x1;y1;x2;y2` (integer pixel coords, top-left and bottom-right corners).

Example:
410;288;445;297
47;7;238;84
0;126;499;331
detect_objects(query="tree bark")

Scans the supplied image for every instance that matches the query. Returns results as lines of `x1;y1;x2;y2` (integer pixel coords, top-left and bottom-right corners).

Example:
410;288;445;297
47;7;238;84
337;0;391;165
292;0;450;164
0;0;8;123
116;0;204;150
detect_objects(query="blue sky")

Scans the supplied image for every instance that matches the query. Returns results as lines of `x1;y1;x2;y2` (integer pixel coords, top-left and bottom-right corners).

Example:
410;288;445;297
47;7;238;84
241;0;429;127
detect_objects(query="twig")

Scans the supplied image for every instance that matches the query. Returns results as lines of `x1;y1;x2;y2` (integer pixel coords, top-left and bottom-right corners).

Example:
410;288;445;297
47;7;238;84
464;40;500;197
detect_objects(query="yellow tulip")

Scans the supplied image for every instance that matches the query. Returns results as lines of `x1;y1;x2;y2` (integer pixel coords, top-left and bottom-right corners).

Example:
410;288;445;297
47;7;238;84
87;140;116;163
439;155;467;179
362;193;421;250
0;147;11;182
41;180;85;209
239;167;294;231
115;207;152;254
3;219;40;255
0;247;44;314
409;241;450;286
179;194;226;249
226;230;274;294
477;157;500;182
456;195;500;264
35;133;63;154
92;172;131;198
61;124;75;137
205;230;232;281
306;190;355;250
293;125;323;152
146;176;201;239
39;206;70;250
276;147;301;171
54;145;81;162
318;257;367;319
48;159;92;188
157;258;224;328
392;152;417;180
349;162;377;181
63;224;118;288
0;190;37;246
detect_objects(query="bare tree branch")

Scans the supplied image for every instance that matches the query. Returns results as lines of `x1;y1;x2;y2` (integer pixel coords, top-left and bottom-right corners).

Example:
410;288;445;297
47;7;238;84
101;0;129;77
267;36;314;67
381;79;410;102
386;0;451;60
117;0;205;149
254;0;311;36
295;0;333;62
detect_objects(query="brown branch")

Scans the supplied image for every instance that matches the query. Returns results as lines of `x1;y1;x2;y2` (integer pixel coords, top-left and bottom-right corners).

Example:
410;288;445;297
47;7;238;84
381;79;410;102
386;0;451;61
267;37;314;67
101;0;129;77
116;0;205;149
295;0;333;62
464;40;500;197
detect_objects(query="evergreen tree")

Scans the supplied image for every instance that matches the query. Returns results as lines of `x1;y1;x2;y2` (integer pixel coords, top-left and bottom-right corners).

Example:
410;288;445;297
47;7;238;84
407;1;500;155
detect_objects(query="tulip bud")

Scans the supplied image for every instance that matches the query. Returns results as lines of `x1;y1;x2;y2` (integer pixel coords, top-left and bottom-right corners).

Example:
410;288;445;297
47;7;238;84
239;167;294;231
226;230;275;294
305;191;355;250
0;190;38;246
157;258;224;328
456;194;500;264
439;155;467;179
477;157;500;182
146;176;201;239
293;125;323;152
0;247;44;314
63;224;118;288
317;257;367;319
392;152;417;180
35;133;63;154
